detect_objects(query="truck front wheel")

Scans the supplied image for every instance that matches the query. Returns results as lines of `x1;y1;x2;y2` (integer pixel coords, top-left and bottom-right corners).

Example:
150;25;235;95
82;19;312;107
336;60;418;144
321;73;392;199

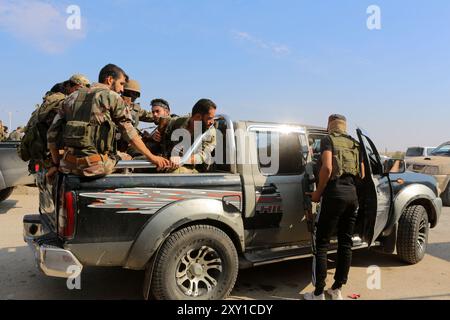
151;225;239;300
396;205;429;264
0;187;14;203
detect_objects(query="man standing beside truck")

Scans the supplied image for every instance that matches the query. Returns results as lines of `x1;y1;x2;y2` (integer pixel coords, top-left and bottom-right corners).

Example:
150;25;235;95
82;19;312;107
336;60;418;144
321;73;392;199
47;64;171;177
304;114;364;300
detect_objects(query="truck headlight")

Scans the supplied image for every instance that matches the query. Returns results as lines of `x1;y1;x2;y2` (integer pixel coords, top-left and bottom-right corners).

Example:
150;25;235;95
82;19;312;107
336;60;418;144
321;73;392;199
423;166;439;175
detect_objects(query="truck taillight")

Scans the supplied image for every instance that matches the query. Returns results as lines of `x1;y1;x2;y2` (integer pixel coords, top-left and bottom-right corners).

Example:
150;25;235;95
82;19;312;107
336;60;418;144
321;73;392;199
59;191;75;239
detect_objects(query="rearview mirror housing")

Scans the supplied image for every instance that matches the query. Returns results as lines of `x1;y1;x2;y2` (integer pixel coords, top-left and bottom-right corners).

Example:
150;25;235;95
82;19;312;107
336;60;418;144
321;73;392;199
383;158;406;174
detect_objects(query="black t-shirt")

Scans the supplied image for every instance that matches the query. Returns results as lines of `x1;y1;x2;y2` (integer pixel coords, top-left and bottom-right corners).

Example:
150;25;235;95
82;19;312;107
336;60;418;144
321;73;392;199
319;136;359;200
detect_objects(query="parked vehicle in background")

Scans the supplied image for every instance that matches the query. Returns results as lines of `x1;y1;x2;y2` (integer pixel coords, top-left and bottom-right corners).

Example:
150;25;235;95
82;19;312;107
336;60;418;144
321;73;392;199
407;141;450;206
405;146;436;160
0;142;35;203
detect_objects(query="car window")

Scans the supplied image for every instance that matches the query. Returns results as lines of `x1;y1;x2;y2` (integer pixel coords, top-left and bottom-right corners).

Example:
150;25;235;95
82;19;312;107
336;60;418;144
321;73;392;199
431;144;450;156
426;148;435;156
256;131;305;176
406;147;424;157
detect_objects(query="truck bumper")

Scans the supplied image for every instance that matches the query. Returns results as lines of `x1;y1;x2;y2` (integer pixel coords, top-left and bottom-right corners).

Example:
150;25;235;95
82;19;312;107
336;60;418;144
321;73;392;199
23;214;83;278
432;196;442;227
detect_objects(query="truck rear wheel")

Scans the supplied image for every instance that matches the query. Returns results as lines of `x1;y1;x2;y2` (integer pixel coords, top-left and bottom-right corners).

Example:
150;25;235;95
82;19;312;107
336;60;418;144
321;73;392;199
396;205;429;264
0;187;14;203
151;225;238;300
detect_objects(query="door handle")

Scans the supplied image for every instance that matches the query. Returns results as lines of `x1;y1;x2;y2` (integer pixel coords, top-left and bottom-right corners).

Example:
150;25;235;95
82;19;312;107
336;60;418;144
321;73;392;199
260;184;278;194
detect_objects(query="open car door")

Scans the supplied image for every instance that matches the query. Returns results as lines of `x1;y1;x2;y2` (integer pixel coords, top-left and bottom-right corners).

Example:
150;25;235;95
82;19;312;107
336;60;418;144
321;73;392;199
357;129;393;246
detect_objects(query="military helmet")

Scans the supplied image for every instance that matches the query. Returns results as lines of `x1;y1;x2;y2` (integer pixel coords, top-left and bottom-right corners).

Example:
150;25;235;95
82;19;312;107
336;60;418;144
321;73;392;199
124;80;141;94
69;74;90;87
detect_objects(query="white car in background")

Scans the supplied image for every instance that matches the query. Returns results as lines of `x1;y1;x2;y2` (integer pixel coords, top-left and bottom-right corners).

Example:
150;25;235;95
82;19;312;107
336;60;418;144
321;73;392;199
405;146;436;159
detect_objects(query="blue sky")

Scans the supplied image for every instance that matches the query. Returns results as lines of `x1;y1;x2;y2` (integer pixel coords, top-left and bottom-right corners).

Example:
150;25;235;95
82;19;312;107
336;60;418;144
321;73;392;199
0;0;449;151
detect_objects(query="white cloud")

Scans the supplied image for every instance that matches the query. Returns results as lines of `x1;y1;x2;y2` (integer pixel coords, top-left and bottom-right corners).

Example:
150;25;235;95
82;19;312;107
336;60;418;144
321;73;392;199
0;0;86;54
232;30;291;56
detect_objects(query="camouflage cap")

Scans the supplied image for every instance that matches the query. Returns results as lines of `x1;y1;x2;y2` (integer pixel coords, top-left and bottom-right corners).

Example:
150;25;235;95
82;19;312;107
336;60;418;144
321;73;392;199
69;74;90;87
124;79;141;94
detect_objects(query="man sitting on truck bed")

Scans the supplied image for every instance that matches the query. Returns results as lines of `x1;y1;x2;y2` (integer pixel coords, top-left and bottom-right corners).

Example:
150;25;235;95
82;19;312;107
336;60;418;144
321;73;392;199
47;63;171;177
19;74;91;174
163;99;217;173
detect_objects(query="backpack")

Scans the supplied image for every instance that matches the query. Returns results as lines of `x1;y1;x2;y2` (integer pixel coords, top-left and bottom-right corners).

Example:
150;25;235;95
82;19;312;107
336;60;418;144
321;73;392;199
18;92;65;162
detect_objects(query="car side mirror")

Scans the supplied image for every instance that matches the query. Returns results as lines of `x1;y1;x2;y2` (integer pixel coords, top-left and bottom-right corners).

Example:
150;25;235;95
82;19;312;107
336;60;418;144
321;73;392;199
383;159;406;174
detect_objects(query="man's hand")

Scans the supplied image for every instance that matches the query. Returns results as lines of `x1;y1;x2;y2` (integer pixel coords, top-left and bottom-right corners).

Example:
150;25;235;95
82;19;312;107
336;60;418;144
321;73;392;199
45;166;59;182
170;156;182;169
149;155;171;170
150;129;162;143
117;152;132;161
306;190;322;203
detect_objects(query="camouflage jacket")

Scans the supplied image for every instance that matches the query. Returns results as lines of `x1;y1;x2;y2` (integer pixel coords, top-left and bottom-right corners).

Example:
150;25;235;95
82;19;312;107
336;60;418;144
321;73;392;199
8;130;23;141
47;83;138;157
163;116;216;165
129;102;154;128
0;125;5;141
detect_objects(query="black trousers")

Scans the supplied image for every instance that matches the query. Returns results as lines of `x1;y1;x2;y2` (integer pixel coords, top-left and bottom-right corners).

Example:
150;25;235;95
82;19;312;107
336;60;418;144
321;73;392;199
312;195;359;290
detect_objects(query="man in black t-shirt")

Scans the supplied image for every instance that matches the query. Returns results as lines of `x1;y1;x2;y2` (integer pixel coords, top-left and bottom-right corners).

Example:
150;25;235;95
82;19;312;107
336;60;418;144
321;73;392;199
304;114;365;300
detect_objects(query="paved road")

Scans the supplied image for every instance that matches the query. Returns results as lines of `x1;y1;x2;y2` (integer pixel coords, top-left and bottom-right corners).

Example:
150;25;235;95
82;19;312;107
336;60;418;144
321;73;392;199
1;187;449;300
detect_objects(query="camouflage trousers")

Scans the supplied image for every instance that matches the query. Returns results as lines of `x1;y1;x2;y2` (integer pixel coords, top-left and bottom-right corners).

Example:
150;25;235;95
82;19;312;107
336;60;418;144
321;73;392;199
59;153;117;177
168;166;199;174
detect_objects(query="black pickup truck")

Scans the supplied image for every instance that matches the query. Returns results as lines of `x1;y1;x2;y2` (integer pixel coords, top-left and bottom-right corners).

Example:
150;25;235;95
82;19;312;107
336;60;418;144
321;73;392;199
23;115;442;300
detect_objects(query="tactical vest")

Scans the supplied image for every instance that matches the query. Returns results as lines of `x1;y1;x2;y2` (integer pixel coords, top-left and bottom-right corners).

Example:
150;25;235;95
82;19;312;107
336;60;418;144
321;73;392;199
329;132;360;180
63;88;116;156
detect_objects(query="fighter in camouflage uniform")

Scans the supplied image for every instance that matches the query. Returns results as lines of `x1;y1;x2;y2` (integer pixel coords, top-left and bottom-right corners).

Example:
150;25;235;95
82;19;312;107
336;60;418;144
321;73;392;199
0;121;6;141
163;99;217;174
118;79;155;156
47;64;170;177
121;80;154;128
18;74;90;172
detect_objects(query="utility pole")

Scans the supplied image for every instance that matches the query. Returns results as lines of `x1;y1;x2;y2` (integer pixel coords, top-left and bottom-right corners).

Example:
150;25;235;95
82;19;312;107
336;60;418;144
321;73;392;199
8;112;12;130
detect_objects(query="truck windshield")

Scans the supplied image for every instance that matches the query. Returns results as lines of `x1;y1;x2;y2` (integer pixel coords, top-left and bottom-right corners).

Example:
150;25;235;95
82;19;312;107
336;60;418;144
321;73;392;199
431;144;450;156
406;147;424;157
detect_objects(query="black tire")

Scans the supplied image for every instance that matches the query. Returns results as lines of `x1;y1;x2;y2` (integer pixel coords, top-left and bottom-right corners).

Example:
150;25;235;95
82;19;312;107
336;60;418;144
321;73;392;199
440;184;450;207
0;187;14;203
151;225;238;300
397;205;429;264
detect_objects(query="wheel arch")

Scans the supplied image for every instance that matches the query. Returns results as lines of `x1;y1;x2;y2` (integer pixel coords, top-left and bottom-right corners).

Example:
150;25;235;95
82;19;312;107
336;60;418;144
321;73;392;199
124;198;245;270
390;184;439;231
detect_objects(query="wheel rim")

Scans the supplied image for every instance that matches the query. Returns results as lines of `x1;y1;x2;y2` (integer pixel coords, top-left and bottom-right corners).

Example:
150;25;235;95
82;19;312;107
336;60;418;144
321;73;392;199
175;245;223;298
417;216;428;254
